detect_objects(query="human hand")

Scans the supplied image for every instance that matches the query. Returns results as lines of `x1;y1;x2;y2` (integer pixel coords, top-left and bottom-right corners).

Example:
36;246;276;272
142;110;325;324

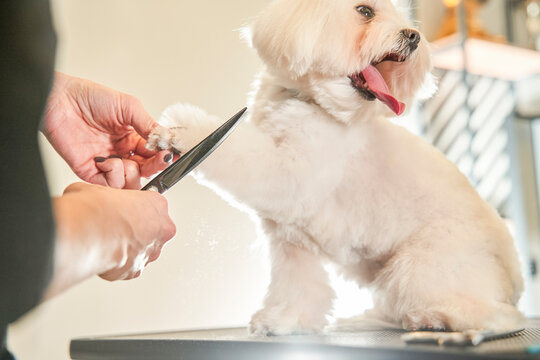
45;182;176;298
42;73;174;189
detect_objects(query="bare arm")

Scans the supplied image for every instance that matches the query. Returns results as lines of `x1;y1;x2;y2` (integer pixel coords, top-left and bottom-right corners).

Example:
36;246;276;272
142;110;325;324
43;183;176;299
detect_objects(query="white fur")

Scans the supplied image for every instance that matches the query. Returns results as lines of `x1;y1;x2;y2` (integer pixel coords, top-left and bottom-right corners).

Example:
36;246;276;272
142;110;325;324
148;0;524;335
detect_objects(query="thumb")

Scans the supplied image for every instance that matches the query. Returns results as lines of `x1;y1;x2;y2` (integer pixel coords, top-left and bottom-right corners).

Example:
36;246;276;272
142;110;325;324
139;151;175;178
121;94;158;139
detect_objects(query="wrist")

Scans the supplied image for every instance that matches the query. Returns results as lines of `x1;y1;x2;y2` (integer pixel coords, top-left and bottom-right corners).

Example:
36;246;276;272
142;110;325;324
41;72;76;137
52;72;72;90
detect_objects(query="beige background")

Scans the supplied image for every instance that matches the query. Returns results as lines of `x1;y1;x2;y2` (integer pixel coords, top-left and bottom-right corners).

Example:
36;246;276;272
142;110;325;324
9;1;270;359
7;1;370;358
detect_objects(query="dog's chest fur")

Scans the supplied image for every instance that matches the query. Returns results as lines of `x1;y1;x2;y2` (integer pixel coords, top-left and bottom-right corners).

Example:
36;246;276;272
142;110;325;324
249;82;444;270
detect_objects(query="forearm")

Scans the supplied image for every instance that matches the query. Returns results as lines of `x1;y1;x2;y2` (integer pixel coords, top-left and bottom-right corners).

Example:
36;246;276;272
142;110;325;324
42;183;175;299
43;195;117;299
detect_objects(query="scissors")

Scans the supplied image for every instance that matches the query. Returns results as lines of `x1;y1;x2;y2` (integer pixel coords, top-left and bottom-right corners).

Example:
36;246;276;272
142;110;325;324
141;107;247;194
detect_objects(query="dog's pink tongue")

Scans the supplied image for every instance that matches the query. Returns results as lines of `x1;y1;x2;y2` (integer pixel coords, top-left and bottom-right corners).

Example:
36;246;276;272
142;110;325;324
361;65;405;116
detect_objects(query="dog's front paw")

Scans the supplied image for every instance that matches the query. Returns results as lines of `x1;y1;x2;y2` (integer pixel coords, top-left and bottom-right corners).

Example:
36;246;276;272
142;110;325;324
249;307;326;336
146;103;219;154
146;125;191;154
146;125;173;151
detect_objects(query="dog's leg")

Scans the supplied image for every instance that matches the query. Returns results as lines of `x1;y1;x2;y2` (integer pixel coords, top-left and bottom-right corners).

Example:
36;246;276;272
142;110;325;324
371;229;524;331
249;221;335;336
147;103;335;214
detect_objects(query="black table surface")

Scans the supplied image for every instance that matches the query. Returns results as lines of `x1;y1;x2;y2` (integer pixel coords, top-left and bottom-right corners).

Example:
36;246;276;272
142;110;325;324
70;318;540;360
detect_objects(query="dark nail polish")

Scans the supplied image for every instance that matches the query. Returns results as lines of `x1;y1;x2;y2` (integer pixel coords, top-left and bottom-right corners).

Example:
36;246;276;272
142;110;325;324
94;157;107;163
164;153;173;163
108;154;122;159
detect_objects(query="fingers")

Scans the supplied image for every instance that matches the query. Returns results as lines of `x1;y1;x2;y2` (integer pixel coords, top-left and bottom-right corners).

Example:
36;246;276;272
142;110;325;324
144;191;177;241
122;160;142;190
134;137;159;158
146;229;174;264
95;157;127;189
89;183;176;281
93;157;143;189
99;249;148;281
92;153;174;189
138;150;175;178
100;232;174;281
147;248;162;264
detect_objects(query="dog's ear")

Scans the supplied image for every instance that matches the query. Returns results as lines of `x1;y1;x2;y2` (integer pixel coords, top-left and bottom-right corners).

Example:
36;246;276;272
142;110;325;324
249;0;327;78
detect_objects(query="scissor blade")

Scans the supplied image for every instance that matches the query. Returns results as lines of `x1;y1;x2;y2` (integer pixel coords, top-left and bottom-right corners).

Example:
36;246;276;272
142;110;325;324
142;107;246;193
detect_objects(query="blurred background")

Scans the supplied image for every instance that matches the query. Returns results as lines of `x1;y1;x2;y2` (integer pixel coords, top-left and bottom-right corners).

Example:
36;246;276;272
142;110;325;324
7;0;540;359
412;0;540;317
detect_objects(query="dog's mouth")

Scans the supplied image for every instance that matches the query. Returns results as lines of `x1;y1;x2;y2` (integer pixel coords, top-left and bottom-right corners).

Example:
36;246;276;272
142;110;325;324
349;52;407;116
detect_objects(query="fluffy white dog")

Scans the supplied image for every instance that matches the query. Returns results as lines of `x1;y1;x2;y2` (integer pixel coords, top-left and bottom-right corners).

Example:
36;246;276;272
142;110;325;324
148;0;524;334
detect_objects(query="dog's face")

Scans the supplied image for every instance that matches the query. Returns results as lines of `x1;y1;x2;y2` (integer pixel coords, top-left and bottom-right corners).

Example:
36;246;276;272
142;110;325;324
250;0;433;119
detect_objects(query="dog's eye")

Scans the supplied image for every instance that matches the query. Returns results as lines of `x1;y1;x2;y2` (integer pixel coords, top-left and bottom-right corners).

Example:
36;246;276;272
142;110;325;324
356;5;375;19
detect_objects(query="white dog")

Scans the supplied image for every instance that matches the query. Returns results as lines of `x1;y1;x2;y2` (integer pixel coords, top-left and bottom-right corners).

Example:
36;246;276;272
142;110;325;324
148;0;524;334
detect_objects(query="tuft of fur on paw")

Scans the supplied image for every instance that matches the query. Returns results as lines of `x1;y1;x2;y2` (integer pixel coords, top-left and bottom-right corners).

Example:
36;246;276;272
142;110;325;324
146;126;174;152
147;125;190;154
146;103;221;155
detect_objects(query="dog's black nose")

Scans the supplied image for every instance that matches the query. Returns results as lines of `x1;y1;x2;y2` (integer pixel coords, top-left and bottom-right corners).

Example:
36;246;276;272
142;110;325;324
401;29;420;51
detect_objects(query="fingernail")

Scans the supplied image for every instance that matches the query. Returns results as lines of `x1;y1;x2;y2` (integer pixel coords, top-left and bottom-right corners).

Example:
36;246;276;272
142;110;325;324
108;154;122;159
94;157;107;163
163;153;173;163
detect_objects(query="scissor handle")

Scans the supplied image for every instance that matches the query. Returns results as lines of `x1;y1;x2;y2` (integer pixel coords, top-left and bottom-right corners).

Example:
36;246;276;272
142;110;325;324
141;178;166;193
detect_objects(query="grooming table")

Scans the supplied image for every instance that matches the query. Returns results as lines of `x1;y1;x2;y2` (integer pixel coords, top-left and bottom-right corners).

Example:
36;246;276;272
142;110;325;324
70;318;540;359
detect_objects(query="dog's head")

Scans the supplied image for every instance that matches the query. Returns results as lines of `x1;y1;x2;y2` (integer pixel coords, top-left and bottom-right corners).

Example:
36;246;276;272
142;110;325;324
249;0;433;120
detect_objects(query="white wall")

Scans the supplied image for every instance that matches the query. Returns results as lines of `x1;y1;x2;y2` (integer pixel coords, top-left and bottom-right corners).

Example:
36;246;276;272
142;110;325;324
8;1;272;359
